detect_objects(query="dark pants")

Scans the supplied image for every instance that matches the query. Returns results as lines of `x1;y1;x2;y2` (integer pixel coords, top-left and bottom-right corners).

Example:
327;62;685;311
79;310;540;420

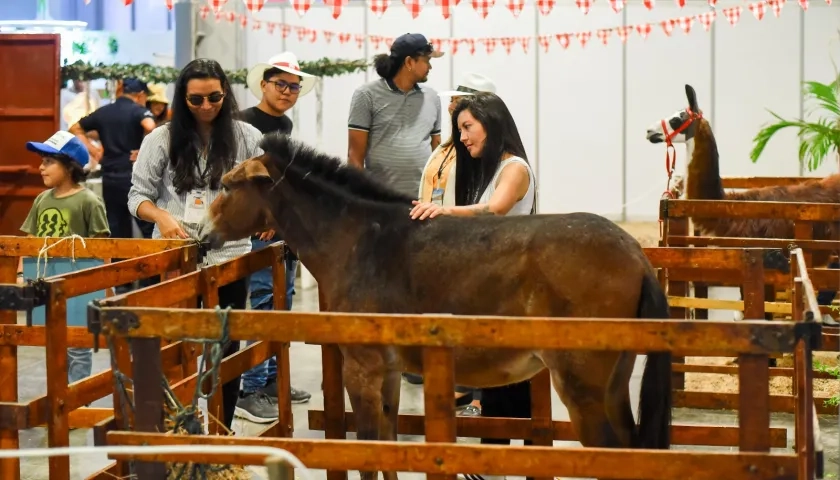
102;175;158;292
200;277;249;429
480;380;532;446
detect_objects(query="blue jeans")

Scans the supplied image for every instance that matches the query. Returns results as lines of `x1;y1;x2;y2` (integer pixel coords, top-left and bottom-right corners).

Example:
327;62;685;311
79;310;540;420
68;347;92;384
241;238;298;394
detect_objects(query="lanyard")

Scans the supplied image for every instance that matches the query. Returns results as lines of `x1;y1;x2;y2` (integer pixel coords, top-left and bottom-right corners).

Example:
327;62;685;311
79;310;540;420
434;147;454;188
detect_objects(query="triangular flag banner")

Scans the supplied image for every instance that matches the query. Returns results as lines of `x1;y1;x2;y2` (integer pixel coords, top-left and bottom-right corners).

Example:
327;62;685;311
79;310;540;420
403;0;426;18
576;0;592;14
768;0;784;16
636;23;652;39
596;28;611;45
207;0;228;12
643;0;655;9
748;1;766;20
538;35;552;52
609;0;626;13
615;25;633;43
290;0;312;17
472;0;495;18
323;0;348;19
369;0;390;17
537;0;555;15
576;31;592;47
556;33;571;49
482;38;499;54
518;37;530;53
697;11;716;31
677;16;693;34
507;0;525;17
723;6;742;25
242;0;266;12
435;0;459;19
660;19;675;36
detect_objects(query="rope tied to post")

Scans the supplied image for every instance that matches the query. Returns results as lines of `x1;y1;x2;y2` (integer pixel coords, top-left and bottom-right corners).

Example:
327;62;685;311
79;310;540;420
103;304;248;479
35;234;87;279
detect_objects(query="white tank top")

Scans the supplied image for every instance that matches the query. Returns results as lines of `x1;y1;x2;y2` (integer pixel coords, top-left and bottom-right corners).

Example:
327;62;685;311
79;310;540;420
477;156;536;216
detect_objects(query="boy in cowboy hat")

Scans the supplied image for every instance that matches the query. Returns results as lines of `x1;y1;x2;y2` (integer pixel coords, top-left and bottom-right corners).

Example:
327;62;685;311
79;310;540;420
235;52;317;424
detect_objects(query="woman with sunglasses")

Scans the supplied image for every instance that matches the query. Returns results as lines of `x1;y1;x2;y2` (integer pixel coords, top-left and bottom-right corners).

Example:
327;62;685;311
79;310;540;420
128;58;265;431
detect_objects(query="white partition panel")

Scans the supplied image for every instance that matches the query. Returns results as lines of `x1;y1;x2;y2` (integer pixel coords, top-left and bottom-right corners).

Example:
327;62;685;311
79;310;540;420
624;4;712;220
714;4;802;178
537;6;624;216
804;5;840;177
451;3;538;170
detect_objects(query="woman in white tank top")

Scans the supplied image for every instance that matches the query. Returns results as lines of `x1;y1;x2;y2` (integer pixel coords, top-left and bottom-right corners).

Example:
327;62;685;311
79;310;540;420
409;92;536;220
408;92;536;474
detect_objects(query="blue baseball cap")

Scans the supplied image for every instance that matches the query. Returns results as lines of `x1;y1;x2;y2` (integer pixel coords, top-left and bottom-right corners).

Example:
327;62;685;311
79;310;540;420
26;131;90;168
123;77;150;94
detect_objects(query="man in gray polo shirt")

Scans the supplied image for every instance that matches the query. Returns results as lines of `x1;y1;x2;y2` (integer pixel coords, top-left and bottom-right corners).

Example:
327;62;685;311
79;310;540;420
347;33;443;197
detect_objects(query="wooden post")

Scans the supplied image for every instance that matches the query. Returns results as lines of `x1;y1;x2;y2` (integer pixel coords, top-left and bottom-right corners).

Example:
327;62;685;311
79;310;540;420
200;265;224;434
272;242;293;437
130;336;166;479
319;287;348;480
0;256;19;480
45;278;70;480
422;346;456;480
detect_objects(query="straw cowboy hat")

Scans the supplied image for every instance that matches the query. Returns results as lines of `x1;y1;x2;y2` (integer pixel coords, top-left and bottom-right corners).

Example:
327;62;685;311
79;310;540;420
247;52;317;100
438;72;496;97
146;83;169;104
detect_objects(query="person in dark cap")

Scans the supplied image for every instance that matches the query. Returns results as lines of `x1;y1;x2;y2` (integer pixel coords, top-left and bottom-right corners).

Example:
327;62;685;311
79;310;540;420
69;77;157;291
347;33;444;198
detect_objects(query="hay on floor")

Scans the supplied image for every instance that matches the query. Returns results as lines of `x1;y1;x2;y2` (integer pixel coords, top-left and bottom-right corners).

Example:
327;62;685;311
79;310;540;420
683;353;840;399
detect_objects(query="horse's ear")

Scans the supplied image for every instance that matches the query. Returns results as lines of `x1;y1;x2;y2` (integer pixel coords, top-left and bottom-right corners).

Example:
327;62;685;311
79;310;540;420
685;84;699;112
243;160;273;186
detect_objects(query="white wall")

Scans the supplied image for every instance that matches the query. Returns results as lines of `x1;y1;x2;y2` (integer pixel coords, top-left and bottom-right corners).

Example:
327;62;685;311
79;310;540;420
241;1;840;221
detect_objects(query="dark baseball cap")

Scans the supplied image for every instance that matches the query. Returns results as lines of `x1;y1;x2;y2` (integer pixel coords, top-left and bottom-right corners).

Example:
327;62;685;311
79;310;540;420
123;77;150;94
391;33;444;59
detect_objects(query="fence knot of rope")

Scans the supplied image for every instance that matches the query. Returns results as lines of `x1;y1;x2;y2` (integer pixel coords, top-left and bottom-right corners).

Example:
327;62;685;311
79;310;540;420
36;235;86;279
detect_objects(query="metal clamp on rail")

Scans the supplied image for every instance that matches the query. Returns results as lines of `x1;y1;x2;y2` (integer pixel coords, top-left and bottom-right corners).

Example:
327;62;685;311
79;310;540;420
0;279;50;327
87;299;103;353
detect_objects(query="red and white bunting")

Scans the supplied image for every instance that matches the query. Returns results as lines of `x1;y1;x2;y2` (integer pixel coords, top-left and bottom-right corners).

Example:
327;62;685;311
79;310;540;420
507;0;525;17
435;0;459;18
252;19;261;30
749;1;766;20
697;11;715;31
242;0;265;13
323;0;348;19
636;23;651;40
124;0;133;5
368;0;390;17
798;0;808;9
674;0;685;7
723;6;742;25
289;0;312;17
481;38;498;54
644;0;655;9
660;18;675;36
165;0;173;10
266;21;276;34
199;4;210;19
556;33;570;49
536;0;555;15
538;35;552;52
519;36;531;53
676;16;692;34
708;0;717;5
206;0;228;12
472;0;495;18
596;28;611;45
500;36;516;54
462;38;477;55
609;0;626;13
615;25;632;43
768;0;785;16
575;0;592;14
403;0;426;18
576;31;591;47
238;12;247;27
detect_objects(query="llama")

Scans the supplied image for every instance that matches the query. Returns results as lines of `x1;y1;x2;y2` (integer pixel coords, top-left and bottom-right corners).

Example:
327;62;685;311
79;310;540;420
645;84;840;320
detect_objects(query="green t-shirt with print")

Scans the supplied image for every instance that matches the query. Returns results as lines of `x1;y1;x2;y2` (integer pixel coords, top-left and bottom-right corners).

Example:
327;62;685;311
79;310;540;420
20;188;110;238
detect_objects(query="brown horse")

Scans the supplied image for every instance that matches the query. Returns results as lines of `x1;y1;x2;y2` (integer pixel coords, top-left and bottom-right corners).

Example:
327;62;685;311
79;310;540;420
205;133;673;480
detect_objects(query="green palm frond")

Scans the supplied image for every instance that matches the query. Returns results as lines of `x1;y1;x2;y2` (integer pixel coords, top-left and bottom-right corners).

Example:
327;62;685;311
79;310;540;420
751;73;840;171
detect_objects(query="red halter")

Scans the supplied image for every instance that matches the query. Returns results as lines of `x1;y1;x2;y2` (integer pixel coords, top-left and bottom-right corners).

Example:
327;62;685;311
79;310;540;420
659;107;702;200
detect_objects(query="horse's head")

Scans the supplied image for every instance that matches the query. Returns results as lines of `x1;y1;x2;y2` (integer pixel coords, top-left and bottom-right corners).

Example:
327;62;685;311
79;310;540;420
646;84;703;145
205;154;275;249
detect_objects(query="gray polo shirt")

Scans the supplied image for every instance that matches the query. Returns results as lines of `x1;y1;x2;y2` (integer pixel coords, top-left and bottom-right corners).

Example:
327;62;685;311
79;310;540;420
348;78;442;198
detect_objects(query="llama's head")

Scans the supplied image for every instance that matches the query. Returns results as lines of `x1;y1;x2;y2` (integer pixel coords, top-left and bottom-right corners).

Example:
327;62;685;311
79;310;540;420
646;84;703;145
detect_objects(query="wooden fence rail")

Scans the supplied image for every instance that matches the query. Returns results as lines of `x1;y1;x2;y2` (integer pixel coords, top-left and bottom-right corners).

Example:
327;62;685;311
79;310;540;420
0;237;197;480
85;241;291;480
87;304;822;480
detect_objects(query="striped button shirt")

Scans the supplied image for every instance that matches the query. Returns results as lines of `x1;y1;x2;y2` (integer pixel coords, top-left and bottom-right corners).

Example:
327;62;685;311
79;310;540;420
128;121;264;267
348;78;442;198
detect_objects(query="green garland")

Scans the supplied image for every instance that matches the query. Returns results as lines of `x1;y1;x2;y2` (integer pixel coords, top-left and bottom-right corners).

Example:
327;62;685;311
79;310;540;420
60;57;371;85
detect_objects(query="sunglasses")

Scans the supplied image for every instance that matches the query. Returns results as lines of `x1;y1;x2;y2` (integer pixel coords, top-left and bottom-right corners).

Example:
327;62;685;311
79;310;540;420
186;92;225;107
267;80;302;94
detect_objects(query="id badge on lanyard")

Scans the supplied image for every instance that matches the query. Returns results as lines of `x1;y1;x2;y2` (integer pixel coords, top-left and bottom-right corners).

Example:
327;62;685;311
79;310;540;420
184;190;208;224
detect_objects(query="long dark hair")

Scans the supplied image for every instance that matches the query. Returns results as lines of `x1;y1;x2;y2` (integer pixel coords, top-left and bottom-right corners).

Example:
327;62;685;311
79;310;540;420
450;92;530;208
167;58;240;195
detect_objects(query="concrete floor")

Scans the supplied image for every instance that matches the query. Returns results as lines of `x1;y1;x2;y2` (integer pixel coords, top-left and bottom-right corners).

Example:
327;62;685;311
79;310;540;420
13;281;840;480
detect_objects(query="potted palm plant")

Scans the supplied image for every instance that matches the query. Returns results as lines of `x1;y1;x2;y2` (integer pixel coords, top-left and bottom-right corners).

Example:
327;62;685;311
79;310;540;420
750;71;840;173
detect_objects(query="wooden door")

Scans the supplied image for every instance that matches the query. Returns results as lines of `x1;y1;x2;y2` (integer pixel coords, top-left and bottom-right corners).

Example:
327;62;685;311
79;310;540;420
0;33;60;235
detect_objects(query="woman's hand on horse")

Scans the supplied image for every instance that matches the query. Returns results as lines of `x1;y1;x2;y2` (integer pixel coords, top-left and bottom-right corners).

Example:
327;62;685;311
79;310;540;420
410;200;448;220
157;212;189;239
256;229;276;241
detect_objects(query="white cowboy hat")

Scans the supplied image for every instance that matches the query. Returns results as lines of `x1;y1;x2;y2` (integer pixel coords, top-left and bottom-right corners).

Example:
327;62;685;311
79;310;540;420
246;52;317;100
438;72;496;97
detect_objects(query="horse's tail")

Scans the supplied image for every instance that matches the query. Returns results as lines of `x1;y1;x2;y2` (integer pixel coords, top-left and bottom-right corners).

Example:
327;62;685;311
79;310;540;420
635;269;672;450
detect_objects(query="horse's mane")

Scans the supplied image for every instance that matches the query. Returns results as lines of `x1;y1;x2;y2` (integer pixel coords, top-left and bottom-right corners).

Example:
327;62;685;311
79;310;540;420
259;133;416;206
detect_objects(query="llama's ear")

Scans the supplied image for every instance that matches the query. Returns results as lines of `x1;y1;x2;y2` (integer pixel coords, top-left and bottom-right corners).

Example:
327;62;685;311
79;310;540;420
685;84;699;112
243;159;273;186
